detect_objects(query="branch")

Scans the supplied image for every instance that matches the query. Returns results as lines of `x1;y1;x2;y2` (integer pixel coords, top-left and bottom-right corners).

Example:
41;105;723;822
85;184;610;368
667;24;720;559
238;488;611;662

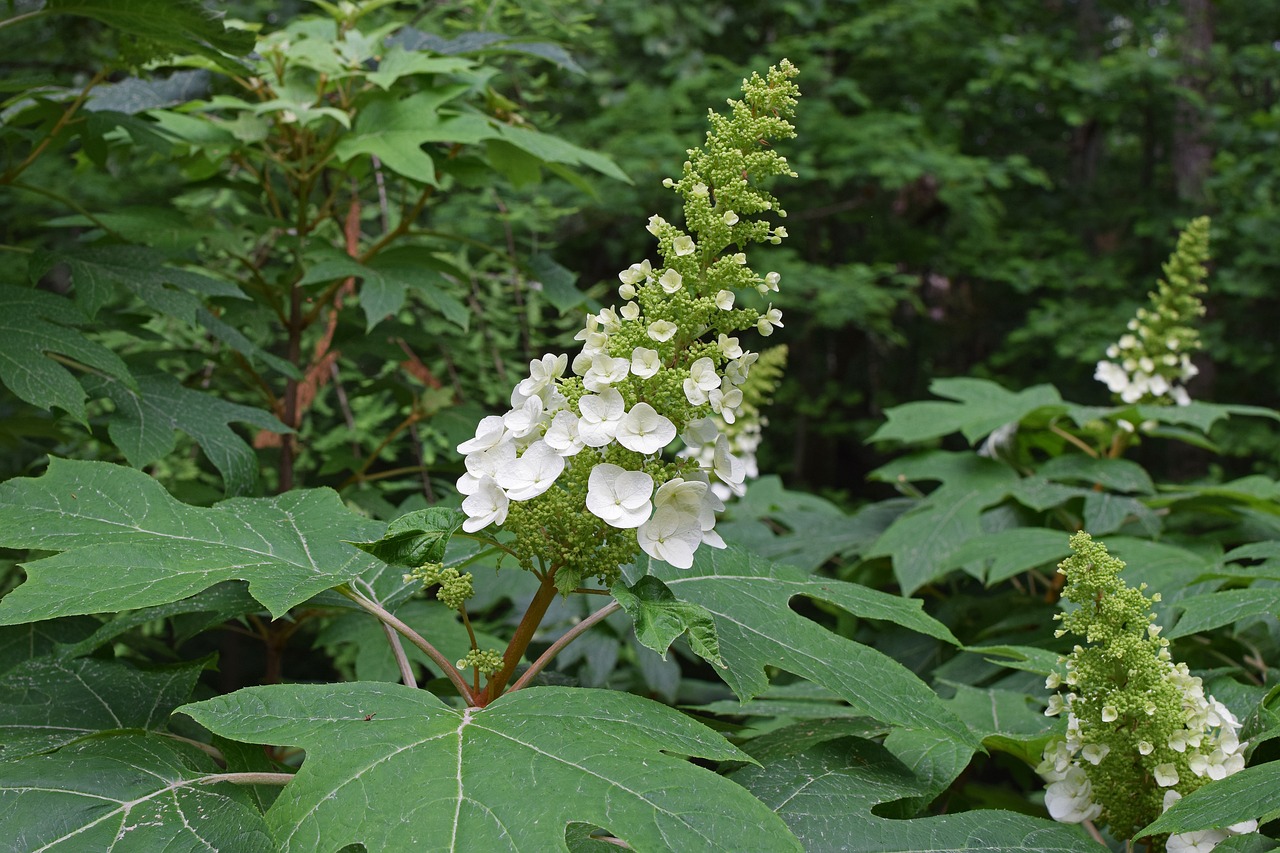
336;585;475;704
197;772;295;786
380;619;418;689
1;68;108;184
509;601;621;694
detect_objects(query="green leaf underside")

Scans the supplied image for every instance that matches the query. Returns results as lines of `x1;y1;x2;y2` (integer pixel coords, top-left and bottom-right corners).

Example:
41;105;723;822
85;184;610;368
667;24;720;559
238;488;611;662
180;683;801;852
612;575;723;667
0;734;272;851
732;736;1096;852
646;546;976;747
0;285;132;424
1138;760;1280;838
0;460;384;623
0;656;203;761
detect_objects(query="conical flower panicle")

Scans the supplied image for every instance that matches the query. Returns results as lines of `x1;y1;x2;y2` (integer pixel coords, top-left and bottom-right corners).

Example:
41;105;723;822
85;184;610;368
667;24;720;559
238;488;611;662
456;61;800;591
1095;217;1210;407
1039;532;1254;849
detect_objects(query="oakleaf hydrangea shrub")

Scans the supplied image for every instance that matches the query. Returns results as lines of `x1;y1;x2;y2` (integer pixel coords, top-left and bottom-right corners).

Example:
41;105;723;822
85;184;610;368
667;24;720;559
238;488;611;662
456;61;799;593
1039;532;1256;851
1095;217;1209;407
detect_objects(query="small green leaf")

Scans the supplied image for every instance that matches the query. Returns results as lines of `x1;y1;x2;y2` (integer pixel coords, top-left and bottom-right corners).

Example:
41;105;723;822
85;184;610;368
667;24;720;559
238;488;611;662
526;252;586;312
1137;760;1280;838
180;683;801;851
0;734;273;851
334;88;483;185
300;250;468;330
0;460;384;623
348;507;464;568
612;575;723;667
0;656;204;761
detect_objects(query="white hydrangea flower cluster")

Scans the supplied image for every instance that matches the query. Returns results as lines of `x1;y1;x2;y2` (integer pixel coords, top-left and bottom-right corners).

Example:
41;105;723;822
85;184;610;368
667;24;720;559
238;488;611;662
1094;217;1209;407
455;61;800;591
1037;532;1257;848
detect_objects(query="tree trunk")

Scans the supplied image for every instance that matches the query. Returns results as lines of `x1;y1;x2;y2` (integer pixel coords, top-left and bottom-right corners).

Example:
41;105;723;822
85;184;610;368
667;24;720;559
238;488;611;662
1173;0;1214;204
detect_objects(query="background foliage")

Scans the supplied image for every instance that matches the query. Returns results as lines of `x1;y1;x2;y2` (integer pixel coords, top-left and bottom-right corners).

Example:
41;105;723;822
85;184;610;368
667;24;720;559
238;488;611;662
0;1;1278;851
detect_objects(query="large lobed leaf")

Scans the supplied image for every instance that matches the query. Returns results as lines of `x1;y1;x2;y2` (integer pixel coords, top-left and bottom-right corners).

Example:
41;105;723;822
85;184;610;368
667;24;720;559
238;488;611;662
731;735;1097;852
180;682;801;852
44;0;254;71
0;460;384;623
868;377;1066;445
0;733;272;851
644;545;977;748
1138;760;1280;839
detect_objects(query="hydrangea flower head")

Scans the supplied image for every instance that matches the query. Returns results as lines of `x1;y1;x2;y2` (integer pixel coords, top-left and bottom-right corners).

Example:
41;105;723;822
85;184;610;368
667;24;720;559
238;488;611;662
454;61;800;592
1094;217;1210;407
1037;532;1254;849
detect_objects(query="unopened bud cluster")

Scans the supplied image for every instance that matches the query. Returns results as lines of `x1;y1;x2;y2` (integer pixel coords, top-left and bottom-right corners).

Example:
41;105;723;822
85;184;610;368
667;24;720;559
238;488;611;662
1038;532;1254;850
1095;217;1209;407
456;61;800;590
404;563;474;611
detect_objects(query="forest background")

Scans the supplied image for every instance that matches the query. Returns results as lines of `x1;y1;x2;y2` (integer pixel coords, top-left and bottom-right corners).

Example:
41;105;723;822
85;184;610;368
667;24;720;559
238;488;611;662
2;0;1280;850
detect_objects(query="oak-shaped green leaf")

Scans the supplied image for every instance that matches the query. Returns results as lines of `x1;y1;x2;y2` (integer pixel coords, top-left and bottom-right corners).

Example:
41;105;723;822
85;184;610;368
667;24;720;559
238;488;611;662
644;546;976;747
1137;760;1280;839
298;249;469;330
869;377;1065;445
0;655;204;761
731;736;1096;852
348;507;465;568
86;370;289;496
0;284;132;425
612;575;723;667
179;683;801;852
0;618;99;676
0;460;384;623
1037;454;1155;494
867;452;1020;593
0;733;273;851
334;89;487;185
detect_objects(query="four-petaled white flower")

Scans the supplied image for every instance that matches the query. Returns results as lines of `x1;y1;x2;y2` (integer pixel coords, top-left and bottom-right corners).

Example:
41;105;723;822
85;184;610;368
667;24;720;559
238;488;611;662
462;476;509;532
458;441;516;495
585;463;654;529
583;354;629;392
647;320;678;342
683;357;721;405
496;441;565;501
1044;766;1102;824
615;402;677;454
618;259;651;286
717;334;743;359
709;386;744;423
544;410;584;457
1154;763;1180;787
715;290;735;310
516;353;567;400
757;305;784;336
621;302;641;321
577;388;626;447
659;269;683;293
673;235;696;256
637;504;703;568
630;347;662;379
503;396;545;438
458;415;507;454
